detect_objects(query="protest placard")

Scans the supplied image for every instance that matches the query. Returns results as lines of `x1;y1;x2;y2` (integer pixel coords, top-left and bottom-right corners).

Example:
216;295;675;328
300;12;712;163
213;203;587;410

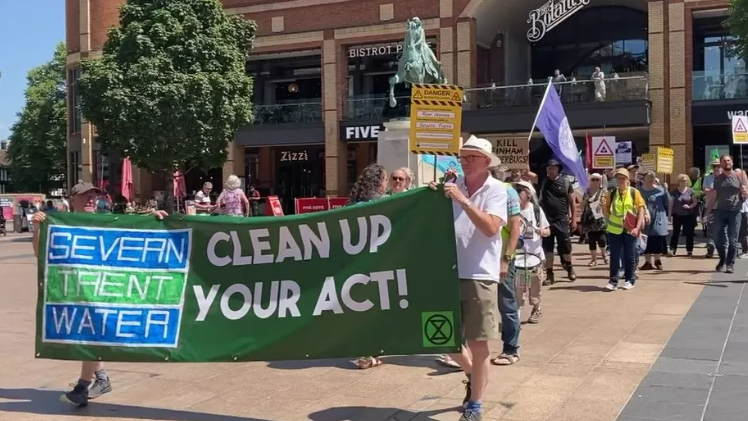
35;188;461;362
492;138;529;169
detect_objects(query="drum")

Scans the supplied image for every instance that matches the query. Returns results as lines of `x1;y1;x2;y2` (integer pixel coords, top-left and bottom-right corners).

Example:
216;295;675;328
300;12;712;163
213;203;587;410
514;254;542;290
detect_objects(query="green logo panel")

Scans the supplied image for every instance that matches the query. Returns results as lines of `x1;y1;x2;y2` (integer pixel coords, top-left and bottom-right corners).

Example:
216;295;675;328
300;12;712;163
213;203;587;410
421;311;455;348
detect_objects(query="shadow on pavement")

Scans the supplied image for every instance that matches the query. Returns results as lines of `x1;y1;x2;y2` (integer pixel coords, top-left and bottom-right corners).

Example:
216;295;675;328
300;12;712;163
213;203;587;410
0;388;267;421
548;284;608;292
5;236;32;243
267;355;458;376
308;405;456;421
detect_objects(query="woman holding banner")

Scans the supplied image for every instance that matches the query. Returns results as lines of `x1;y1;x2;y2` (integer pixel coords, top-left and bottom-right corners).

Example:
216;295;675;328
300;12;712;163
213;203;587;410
349;164;388;369
31;182;168;406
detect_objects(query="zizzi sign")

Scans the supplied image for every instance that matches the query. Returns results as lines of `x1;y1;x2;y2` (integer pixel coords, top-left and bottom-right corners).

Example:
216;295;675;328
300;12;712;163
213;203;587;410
343;125;382;141
527;0;590;42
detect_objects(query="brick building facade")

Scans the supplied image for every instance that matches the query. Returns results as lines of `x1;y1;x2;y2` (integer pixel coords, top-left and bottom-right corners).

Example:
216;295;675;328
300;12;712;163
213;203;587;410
66;0;739;210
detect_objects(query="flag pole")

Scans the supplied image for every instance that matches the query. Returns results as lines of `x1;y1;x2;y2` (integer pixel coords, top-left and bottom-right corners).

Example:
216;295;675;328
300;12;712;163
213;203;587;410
528;77;554;141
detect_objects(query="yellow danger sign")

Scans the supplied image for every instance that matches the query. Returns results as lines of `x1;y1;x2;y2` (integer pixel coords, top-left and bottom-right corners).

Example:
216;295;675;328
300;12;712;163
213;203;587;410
409;84;464;156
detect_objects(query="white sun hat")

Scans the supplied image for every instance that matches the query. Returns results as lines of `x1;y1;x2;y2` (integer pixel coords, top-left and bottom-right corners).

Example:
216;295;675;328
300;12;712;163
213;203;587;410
459;135;501;167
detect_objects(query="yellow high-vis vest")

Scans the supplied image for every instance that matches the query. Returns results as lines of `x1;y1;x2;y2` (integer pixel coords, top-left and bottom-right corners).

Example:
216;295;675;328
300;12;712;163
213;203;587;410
607;187;636;235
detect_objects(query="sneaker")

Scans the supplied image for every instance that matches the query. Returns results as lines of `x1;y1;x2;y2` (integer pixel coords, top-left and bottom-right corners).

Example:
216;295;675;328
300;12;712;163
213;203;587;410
88;377;112;399
739;253;748;259
461;380;472;409
459;408;483;421
639;262;654;270
528;309;542;324
605;282;617;291
567;266;576;281
622;281;634;290
654;260;663;270
543;270;554;286
726;265;735;274
716;261;725;272
61;382;89;407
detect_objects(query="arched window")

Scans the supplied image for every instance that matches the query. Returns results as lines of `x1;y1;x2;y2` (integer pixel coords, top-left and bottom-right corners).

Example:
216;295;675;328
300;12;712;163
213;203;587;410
531;6;648;80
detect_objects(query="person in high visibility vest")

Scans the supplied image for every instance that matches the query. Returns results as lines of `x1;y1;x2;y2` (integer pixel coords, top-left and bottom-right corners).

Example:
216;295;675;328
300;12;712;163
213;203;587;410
602;168;646;291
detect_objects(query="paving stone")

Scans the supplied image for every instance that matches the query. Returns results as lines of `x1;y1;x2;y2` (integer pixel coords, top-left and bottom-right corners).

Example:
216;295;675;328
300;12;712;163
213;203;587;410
703;405;748;421
642;371;715;390
712;374;748;391
659;346;722;362
650;357;718;375
619;400;705;421
629;385;709;404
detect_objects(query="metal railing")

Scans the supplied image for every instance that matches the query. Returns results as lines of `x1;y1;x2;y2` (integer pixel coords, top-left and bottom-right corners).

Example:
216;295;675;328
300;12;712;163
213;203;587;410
253;102;322;124
463;74;649;110
693;71;748;101
342;95;411;120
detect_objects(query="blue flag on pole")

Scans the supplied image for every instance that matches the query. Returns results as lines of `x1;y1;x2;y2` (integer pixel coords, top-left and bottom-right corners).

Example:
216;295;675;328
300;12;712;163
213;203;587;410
534;85;589;191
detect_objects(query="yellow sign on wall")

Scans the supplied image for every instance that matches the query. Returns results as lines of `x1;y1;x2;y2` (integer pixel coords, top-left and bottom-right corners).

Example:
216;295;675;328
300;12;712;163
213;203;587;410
656;147;674;174
409;84;463;156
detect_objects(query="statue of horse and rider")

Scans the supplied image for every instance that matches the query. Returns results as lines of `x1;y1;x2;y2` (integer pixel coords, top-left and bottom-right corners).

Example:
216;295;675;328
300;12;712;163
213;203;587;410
388;17;447;107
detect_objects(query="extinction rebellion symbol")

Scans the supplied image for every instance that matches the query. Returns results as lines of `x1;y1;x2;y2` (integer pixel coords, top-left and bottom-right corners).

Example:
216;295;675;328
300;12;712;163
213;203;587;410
527;0;590;42
421;312;455;347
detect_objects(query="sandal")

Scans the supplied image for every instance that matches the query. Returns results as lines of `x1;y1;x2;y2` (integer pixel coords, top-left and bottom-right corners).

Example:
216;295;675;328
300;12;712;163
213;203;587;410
588;260;597;267
491;353;520;366
435;355;462;370
355;356;383;369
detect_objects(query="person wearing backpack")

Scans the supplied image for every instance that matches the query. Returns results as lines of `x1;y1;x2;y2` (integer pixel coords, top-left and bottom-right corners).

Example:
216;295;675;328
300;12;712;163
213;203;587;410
603;168;646;291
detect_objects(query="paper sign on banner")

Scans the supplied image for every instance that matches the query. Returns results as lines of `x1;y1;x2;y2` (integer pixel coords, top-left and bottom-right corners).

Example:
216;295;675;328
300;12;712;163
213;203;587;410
656;147;674;174
491;138;529;169
591;136;615;169
733;115;748;144
615;141;633;165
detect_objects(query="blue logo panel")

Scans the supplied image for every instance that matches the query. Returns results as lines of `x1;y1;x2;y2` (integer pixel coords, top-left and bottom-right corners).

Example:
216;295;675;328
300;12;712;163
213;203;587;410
46;226;190;270
44;304;180;347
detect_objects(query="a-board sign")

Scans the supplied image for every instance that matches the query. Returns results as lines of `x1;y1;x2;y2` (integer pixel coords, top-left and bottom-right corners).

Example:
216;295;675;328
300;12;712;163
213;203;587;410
409;84;463;156
591;136;615;169
265;196;284;216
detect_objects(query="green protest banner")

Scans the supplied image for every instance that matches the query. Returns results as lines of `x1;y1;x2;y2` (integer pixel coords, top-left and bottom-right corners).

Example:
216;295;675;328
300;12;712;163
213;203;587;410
35;188;462;362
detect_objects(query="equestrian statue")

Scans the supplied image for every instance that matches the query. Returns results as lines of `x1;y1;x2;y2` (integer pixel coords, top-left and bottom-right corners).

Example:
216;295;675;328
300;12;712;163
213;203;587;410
388;17;447;107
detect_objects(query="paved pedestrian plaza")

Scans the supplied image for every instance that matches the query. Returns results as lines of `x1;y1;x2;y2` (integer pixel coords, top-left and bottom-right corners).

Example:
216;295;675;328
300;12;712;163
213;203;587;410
0;232;745;421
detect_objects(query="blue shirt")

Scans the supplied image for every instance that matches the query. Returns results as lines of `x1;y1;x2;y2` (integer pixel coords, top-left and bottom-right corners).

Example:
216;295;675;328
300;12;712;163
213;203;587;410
506;186;521;217
640;186;670;236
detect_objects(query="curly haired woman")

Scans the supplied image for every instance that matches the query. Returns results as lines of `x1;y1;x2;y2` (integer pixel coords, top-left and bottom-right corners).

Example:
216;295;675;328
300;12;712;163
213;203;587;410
349;164;388;369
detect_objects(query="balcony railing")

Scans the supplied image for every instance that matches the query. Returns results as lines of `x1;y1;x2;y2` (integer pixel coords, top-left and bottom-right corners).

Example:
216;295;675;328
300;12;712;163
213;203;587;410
464;73;649;110
342;95;411;121
253;101;322;124
693;71;748;101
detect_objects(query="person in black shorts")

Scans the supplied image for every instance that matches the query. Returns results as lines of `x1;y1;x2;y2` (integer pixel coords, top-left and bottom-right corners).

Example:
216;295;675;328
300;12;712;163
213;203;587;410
539;159;577;284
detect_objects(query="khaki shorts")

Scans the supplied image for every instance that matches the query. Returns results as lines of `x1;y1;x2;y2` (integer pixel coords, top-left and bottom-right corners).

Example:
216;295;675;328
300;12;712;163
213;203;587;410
459;279;500;342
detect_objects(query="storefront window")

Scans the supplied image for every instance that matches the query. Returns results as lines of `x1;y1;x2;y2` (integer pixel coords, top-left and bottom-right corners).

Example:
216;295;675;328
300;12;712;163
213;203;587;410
693;17;746;100
530;6;648;80
247;56;323;124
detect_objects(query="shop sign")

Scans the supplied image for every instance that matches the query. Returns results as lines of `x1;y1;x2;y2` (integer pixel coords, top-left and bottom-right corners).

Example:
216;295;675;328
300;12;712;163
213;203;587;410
343;125;382;141
279;150;309;162
295;197;349;214
348;41;436;58
527;0;590;42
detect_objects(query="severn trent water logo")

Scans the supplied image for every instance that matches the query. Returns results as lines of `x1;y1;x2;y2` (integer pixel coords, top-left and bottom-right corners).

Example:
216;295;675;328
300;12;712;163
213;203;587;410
527;0;590;42
41;225;192;348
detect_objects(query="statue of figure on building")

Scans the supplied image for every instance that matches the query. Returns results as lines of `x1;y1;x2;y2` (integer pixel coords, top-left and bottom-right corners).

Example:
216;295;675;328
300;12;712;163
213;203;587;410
388;17;447;107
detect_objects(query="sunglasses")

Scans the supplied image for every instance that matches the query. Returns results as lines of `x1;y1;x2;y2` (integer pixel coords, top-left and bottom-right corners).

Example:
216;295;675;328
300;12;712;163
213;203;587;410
391;176;405;182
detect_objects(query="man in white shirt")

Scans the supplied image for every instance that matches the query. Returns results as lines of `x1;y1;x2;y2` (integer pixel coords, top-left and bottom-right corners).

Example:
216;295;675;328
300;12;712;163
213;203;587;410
194;182;214;214
431;135;507;421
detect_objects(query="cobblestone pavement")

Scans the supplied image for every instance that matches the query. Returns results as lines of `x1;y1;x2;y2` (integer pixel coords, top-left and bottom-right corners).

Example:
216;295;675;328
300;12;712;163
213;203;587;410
0;232;733;421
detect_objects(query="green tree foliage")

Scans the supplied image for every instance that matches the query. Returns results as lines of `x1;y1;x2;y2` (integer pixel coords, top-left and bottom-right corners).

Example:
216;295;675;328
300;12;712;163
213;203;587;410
79;0;256;190
726;0;748;58
6;43;67;193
